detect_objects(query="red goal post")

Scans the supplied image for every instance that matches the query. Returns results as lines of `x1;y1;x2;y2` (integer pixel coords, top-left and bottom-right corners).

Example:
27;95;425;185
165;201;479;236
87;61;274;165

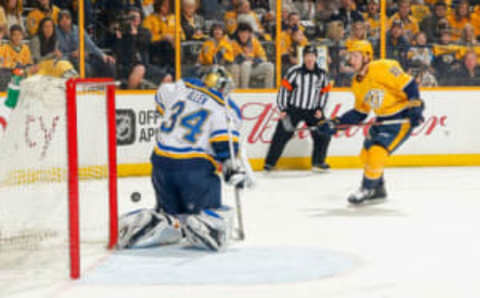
66;78;118;279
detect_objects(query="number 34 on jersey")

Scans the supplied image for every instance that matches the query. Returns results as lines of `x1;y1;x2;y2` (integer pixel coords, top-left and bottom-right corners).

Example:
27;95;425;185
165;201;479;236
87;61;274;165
153;78;241;168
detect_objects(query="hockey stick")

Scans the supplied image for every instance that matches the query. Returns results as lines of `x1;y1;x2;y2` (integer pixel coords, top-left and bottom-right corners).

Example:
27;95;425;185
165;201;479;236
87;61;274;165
226;102;246;241
290;118;410;132
284;99;423;132
280;79;333;133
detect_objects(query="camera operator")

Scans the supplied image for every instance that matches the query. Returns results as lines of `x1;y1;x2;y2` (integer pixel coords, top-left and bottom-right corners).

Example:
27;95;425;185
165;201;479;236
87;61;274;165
112;7;164;89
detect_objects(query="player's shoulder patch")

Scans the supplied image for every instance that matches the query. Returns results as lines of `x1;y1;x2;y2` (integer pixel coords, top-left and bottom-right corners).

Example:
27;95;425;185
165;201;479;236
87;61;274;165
369;59;403;76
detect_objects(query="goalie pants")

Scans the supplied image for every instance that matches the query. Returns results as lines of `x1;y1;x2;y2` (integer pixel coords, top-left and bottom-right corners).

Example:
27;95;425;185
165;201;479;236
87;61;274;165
264;108;331;168
151;153;221;215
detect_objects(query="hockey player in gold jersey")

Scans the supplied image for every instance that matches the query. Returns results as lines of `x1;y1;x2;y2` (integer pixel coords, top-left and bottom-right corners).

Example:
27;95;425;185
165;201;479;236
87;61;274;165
319;40;425;205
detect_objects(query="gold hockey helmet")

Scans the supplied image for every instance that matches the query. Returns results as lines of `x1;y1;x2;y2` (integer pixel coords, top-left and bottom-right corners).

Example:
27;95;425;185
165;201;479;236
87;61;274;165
347;40;374;61
202;65;234;98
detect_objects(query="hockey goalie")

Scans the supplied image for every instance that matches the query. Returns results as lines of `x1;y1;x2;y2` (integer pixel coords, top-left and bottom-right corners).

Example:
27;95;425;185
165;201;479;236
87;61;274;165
117;66;254;251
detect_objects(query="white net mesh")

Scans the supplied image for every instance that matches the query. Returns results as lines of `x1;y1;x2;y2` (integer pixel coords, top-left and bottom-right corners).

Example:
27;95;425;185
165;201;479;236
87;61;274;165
0;76;116;292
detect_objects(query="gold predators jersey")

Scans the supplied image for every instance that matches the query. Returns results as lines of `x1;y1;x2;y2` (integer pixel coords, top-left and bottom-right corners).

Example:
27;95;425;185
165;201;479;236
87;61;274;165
0;43;32;68
197;37;234;65
26;6;60;36
351;59;413;117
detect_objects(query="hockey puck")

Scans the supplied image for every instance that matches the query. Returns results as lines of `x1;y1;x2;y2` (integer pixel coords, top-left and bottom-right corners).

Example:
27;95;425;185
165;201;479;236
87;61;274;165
131;192;141;202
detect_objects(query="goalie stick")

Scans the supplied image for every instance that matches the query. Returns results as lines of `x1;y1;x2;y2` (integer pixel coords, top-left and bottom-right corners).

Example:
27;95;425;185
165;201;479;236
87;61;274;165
226;101;246;241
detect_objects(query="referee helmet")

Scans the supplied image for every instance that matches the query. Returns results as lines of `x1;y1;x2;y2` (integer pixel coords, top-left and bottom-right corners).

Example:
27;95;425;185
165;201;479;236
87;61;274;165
303;44;318;57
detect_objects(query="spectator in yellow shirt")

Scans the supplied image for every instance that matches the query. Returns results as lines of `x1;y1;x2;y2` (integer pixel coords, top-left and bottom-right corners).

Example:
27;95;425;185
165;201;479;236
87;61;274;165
231;22;274;88
363;0;380;42
281;26;309;72
0;25;33;69
0;0;25;36
197;23;234;67
447;0;470;41
26;0;60;37
224;0;241;36
142;0;175;67
279;12;306;59
388;0;419;42
142;0;175;43
410;0;430;23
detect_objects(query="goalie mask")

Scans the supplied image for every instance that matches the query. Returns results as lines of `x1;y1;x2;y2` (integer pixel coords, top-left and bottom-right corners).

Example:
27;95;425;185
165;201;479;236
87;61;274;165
202;66;235;98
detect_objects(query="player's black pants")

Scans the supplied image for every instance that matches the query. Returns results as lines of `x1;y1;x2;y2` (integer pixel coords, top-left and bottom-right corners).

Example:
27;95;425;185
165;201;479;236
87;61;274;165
264;108;331;169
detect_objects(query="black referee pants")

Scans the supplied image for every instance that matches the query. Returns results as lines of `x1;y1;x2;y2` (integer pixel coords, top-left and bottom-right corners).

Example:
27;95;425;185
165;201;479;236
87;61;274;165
264;108;332;169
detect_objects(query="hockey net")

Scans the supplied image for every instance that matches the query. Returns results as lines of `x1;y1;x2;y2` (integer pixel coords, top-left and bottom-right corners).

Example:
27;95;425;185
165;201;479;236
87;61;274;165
0;76;118;285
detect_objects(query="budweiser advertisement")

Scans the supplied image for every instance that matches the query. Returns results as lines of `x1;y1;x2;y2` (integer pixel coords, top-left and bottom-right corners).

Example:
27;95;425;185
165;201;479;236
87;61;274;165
114;90;479;167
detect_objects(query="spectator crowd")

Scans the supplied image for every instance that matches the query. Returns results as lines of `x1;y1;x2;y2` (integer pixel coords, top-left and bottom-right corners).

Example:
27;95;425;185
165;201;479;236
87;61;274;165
1;0;480;90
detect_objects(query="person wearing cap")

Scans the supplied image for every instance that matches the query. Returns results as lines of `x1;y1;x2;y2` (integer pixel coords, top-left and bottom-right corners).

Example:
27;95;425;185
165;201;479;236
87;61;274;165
56;9;116;78
317;40;424;205
264;44;333;173
362;0;382;45
230;22;274;88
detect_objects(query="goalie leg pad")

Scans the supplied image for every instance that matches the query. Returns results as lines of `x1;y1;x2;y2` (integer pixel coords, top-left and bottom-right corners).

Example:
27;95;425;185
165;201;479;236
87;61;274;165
183;210;228;252
117;209;182;249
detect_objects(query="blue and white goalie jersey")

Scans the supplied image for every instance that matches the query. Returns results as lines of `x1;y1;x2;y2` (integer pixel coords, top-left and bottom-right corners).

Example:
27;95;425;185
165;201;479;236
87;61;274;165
153;78;241;170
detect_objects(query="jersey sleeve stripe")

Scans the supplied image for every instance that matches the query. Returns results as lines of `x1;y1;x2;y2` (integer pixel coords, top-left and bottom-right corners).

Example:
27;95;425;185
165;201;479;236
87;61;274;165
209;135;239;143
210;129;240;138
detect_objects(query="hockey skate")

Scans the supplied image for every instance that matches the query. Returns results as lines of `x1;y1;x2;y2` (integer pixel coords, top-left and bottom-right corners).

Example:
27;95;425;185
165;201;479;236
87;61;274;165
347;184;387;206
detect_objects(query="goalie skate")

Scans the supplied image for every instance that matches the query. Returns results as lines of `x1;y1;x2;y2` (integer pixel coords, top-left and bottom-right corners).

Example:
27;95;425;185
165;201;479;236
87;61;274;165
183;210;227;251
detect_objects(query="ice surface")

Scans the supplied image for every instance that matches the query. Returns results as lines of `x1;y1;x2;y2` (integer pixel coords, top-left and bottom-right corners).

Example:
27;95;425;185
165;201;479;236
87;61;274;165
2;167;480;298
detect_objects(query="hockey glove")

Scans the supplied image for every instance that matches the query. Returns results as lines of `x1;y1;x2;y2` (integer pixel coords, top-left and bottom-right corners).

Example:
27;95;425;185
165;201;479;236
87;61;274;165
407;99;425;128
222;159;247;188
317;118;340;135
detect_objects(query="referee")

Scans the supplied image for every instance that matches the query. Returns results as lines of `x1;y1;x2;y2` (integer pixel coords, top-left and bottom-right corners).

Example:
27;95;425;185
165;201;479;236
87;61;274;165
264;45;332;172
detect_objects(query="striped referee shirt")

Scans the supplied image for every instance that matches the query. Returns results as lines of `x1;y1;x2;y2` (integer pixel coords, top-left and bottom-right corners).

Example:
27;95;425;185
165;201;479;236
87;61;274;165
277;64;331;111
